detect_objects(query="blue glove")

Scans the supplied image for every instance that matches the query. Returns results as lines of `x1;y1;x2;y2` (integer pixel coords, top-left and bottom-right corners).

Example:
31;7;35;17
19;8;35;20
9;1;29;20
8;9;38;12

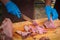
5;1;21;18
45;5;58;20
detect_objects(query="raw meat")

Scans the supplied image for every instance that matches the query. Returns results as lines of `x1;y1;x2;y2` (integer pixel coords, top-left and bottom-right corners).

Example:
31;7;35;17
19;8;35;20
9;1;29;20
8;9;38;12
1;18;13;38
32;20;38;26
29;26;36;33
32;20;46;34
24;25;37;36
15;19;48;38
24;25;30;32
24;25;36;33
16;31;31;38
24;25;46;35
35;26;46;34
39;37;50;40
44;18;56;28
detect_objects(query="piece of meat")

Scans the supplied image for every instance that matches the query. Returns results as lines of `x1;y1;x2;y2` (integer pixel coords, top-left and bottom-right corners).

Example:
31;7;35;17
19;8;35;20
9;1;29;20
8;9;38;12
32;21;46;34
16;31;31;38
44;18;56;29
35;26;46;34
24;25;30;32
24;25;36;33
39;37;50;40
29;26;36;33
32;20;38;26
30;26;46;34
24;25;37;36
1;18;13;38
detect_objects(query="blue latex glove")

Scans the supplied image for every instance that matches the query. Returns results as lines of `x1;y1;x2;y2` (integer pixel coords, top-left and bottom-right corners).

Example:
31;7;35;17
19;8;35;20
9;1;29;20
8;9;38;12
45;5;58;20
5;1;21;18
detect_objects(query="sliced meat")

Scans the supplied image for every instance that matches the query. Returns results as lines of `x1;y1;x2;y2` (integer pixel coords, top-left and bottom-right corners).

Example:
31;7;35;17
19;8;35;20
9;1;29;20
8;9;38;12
24;25;37;36
24;25;46;35
29;26;36;33
44;18;56;29
32;21;46;34
24;25;36;33
35;26;46;34
24;25;30;32
23;20;47;36
32;20;38;26
16;31;31;38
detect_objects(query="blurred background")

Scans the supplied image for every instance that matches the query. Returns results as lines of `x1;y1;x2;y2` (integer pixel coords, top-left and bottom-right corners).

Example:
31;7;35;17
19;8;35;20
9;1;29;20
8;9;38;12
34;0;56;19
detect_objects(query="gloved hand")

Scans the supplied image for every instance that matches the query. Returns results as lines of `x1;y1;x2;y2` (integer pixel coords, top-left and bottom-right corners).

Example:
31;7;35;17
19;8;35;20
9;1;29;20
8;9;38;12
45;5;58;20
5;1;21;18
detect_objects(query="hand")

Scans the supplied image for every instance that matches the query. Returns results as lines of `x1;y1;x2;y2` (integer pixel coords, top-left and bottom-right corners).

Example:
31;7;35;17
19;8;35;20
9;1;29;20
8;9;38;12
5;1;21;18
45;5;58;20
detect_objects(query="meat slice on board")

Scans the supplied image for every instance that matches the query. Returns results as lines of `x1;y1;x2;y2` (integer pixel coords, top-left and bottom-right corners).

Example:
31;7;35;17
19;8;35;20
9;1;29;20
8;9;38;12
44;18;56;29
16;31;31;38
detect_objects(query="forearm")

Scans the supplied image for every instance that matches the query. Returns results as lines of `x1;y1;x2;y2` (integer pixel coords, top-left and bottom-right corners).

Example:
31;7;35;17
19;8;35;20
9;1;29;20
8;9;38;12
1;0;10;5
45;0;51;6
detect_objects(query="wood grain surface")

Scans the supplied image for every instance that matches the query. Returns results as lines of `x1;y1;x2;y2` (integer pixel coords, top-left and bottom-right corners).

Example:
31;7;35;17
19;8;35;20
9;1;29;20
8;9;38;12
13;18;60;40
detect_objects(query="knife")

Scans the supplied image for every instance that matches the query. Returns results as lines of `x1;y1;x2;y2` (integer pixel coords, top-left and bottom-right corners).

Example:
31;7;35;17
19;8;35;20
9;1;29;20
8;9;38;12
22;14;33;23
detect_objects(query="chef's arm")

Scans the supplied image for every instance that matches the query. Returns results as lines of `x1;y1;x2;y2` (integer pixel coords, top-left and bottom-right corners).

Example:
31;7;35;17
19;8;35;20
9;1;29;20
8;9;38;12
1;0;9;5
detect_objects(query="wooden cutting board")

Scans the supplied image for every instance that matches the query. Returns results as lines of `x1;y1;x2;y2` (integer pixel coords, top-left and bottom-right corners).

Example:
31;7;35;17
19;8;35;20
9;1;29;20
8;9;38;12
13;18;60;40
